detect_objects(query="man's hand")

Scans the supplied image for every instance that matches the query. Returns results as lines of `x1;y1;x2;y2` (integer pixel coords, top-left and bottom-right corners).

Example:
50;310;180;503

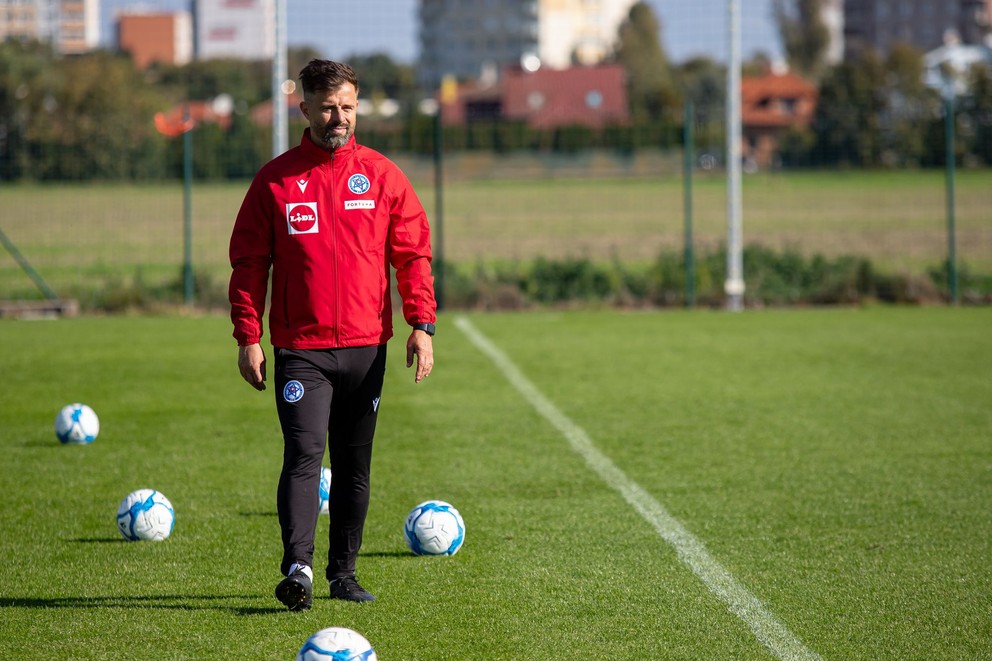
238;343;266;391
406;330;434;384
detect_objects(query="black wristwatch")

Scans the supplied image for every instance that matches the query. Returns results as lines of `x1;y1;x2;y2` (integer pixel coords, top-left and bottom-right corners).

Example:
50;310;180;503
412;322;436;336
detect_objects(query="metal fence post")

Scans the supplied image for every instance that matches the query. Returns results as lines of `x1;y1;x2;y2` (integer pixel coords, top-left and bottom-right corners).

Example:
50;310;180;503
944;92;958;305
683;100;695;309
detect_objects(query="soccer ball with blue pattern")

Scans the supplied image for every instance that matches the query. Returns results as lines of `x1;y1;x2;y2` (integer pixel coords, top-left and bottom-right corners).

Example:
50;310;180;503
404;500;465;556
54;403;99;444
296;626;377;661
116;489;175;541
318;466;332;514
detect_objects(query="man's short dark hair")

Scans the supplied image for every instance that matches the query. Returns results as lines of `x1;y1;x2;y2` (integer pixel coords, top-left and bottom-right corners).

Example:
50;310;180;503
299;59;360;100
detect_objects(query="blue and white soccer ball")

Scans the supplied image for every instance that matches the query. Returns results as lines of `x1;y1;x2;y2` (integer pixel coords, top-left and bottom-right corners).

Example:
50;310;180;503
54;403;99;444
116;489;175;542
296;626;377;661
318;466;332;515
404;500;465;556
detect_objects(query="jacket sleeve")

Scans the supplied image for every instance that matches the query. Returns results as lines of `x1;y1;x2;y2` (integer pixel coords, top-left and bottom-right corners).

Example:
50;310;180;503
229;178;273;346
387;168;437;327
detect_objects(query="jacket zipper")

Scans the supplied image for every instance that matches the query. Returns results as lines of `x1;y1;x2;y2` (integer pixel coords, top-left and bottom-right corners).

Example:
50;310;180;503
329;151;341;346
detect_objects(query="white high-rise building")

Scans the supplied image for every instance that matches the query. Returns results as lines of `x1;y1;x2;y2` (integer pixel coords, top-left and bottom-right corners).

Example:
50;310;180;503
0;0;99;54
194;0;274;61
418;0;637;89
820;0;844;65
539;0;636;68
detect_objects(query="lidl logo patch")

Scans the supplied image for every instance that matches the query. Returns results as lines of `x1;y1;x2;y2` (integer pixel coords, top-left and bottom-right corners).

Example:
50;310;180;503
287;202;319;235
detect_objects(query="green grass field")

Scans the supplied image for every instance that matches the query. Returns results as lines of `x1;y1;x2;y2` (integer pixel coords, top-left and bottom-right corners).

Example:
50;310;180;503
1;307;990;659
1;169;989;301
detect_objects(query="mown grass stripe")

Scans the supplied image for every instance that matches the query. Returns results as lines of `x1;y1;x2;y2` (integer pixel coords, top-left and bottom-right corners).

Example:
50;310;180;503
454;315;821;661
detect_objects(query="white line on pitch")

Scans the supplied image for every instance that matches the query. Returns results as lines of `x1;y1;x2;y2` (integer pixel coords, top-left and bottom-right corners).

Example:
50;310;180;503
454;316;821;661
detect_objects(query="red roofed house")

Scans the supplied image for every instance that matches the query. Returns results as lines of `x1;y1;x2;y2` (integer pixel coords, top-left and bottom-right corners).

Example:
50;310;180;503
441;64;628;129
741;71;817;167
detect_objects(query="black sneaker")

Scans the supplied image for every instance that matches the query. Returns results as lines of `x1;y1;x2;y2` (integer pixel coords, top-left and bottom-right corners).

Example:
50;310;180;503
329;575;376;602
275;568;313;611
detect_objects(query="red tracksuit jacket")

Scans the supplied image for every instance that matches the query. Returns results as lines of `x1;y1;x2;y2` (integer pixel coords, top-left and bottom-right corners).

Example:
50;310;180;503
229;130;436;349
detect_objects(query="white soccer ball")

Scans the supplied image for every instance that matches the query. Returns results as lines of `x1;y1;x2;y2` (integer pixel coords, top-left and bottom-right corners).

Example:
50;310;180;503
318;466;332;515
116;489;175;541
296;626;377;661
404;500;465;556
54;403;99;444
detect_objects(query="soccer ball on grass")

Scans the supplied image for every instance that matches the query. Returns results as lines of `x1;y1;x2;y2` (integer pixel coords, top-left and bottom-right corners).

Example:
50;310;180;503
296;626;377;661
404;500;465;556
54;403;99;444
116;489;175;541
318;466;332;514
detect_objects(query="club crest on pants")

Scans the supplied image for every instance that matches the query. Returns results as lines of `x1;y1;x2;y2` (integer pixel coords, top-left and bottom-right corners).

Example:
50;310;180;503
283;380;304;403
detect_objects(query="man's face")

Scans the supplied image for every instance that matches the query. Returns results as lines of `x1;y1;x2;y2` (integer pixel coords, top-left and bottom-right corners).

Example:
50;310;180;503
300;82;358;150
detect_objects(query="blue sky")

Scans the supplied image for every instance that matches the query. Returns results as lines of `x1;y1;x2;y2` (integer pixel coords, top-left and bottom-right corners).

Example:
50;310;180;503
289;0;783;64
101;0;782;65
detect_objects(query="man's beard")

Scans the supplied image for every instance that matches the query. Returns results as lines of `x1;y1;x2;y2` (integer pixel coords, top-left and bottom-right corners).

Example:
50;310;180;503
321;124;352;149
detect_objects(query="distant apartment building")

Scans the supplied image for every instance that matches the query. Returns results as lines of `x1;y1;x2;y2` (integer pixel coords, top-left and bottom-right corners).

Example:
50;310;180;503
57;0;98;53
0;0;50;43
844;0;992;58
0;0;98;54
439;63;628;129
418;0;637;89
118;12;193;69
193;0;274;61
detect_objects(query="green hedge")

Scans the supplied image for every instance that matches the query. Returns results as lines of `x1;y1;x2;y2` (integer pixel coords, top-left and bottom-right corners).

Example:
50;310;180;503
54;246;990;314
438;245;992;310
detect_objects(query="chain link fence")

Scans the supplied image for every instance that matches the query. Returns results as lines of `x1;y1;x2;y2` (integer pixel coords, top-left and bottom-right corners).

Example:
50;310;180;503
1;1;990;314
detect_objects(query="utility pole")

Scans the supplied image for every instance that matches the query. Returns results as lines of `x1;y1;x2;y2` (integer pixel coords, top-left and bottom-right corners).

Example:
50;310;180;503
725;0;745;311
272;0;288;157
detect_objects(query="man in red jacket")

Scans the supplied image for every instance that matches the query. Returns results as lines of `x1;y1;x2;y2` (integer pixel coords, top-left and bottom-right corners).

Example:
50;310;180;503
229;59;436;610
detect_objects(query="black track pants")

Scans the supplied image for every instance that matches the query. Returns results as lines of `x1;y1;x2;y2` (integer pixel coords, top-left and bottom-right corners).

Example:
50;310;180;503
273;345;386;580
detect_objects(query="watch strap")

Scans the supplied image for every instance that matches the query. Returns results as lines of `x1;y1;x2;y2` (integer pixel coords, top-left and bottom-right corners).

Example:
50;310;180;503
412;322;436;336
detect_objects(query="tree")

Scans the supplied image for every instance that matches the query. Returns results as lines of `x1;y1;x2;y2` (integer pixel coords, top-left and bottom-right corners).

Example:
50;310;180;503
881;43;934;165
342;53;421;122
963;62;992;165
288;46;326;83
811;50;886;166
774;0;830;80
342;53;418;99
675;57;726;154
614;2;679;122
25;50;170;180
155;58;272;108
0;40;61;180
